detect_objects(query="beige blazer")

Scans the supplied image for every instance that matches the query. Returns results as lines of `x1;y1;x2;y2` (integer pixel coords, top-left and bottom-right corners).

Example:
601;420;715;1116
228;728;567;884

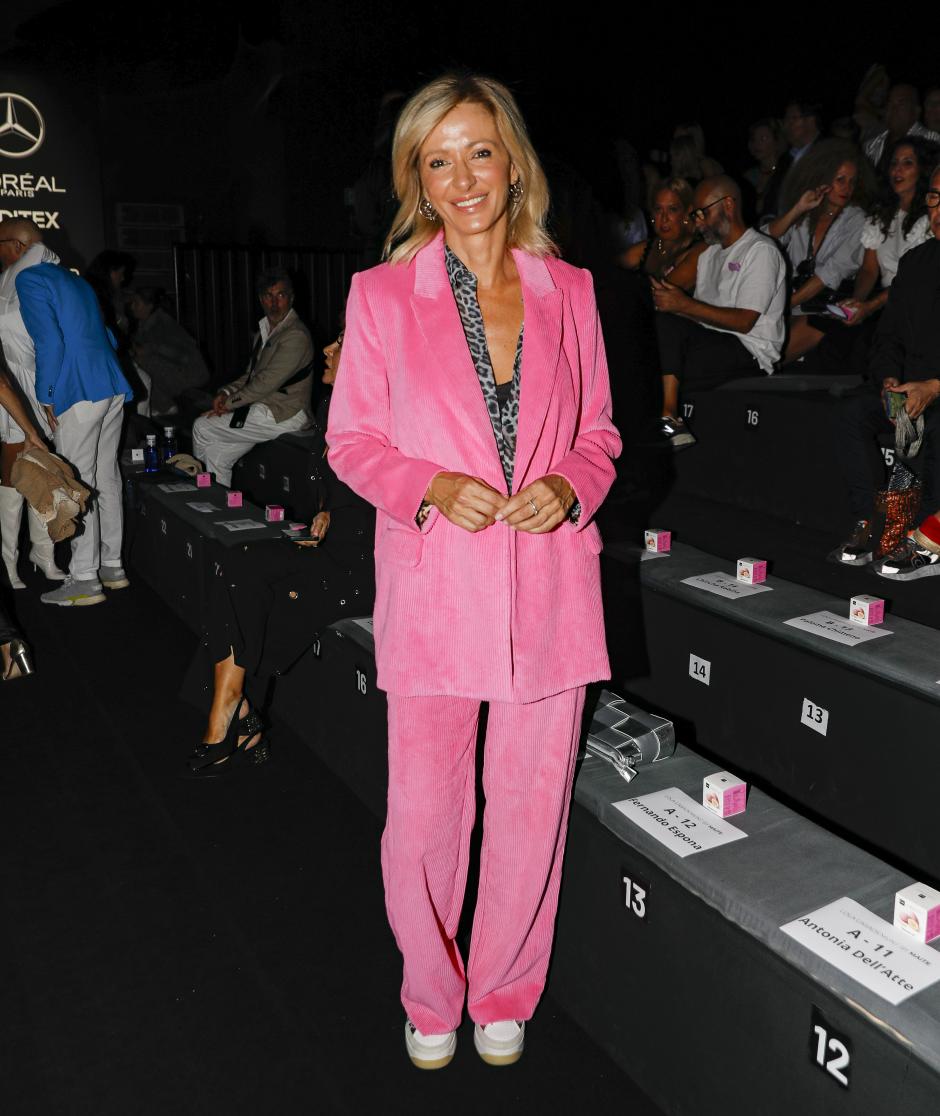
222;308;314;423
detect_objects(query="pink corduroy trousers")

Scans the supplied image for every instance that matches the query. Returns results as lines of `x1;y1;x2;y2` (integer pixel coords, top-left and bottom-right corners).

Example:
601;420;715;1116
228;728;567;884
382;686;587;1035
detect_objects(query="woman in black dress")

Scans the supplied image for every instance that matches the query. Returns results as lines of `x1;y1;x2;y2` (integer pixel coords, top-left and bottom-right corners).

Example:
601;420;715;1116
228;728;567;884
186;332;375;774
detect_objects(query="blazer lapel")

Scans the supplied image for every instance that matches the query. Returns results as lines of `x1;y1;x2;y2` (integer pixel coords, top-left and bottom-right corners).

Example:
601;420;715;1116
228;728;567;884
409;234;502;472
512;250;562;488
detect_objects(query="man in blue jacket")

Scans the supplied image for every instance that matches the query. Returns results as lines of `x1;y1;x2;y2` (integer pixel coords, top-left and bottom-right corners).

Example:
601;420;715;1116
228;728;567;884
0;219;133;605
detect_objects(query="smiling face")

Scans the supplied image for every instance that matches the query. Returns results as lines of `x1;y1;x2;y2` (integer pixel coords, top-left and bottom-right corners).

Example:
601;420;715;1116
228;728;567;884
651;188;687;242
889;144;919;201
827;161;858;209
419;100;517;246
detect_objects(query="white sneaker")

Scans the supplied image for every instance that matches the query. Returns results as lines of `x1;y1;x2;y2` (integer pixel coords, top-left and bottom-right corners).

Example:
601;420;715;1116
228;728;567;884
473;1020;525;1066
404;1020;456;1070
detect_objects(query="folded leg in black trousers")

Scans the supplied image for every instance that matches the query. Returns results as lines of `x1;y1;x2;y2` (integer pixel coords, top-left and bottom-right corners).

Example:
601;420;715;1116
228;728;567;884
656;314;761;442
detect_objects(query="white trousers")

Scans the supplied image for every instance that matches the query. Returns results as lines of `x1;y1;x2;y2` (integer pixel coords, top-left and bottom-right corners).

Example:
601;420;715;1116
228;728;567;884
191;403;306;487
54;395;125;581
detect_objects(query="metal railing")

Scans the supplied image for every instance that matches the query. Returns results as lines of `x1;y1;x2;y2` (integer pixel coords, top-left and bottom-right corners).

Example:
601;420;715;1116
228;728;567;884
173;243;365;385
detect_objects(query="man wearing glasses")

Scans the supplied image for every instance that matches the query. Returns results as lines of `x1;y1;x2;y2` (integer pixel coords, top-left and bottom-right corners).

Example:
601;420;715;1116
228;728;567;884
651;176;787;448
834;167;940;577
0;217;132;605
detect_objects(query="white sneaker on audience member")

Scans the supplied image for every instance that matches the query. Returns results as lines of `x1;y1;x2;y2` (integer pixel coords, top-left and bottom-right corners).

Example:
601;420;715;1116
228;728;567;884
404;1020;457;1069
659;416;696;450
99;565;131;589
40;577;106;607
473;1020;525;1066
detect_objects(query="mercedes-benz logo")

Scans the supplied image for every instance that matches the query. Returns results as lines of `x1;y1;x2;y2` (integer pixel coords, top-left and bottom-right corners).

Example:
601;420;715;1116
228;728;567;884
0;94;45;159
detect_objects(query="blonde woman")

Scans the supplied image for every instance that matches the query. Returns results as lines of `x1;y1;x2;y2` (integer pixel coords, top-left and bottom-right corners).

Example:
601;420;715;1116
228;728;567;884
328;73;620;1069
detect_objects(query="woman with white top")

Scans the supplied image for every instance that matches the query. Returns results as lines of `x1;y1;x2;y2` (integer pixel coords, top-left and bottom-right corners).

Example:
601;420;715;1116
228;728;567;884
765;140;874;363
838;136;937;327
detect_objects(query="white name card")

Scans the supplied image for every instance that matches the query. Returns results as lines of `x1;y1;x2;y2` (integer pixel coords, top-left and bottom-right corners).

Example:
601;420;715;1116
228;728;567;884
785;610;892;647
781;897;940;1005
613;787;747;858
682;571;771;600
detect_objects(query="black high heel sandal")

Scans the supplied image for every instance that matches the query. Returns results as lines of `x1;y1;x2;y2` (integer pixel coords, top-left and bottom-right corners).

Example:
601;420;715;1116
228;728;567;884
1;639;33;681
186;699;269;778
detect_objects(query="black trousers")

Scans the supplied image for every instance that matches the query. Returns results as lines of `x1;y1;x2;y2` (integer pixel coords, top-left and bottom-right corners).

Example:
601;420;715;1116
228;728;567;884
0;595;19;644
656;313;761;390
835;389;940;520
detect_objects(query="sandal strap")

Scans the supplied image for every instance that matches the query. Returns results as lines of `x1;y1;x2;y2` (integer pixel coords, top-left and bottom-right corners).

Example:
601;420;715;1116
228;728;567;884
188;737;236;772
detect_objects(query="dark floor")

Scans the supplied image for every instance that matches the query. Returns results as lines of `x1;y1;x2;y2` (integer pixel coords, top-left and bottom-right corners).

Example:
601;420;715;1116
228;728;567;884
0;568;663;1116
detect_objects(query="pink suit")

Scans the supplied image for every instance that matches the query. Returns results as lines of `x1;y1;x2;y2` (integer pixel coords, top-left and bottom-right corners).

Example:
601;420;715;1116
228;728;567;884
327;232;620;1033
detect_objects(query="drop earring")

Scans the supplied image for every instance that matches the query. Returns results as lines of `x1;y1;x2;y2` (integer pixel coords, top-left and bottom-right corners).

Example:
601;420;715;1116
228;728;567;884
419;198;438;221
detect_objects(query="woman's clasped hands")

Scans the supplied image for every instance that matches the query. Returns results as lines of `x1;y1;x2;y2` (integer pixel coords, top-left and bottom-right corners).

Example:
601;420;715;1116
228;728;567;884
426;472;575;534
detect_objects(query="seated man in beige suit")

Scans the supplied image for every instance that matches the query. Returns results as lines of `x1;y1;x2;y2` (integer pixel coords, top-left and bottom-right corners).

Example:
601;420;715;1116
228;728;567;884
192;268;314;486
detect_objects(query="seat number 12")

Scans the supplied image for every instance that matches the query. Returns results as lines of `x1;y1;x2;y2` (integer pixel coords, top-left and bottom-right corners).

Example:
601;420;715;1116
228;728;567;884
810;1009;851;1088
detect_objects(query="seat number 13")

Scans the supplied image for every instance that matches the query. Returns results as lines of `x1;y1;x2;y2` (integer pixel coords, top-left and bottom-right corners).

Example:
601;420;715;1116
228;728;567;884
622;873;648;920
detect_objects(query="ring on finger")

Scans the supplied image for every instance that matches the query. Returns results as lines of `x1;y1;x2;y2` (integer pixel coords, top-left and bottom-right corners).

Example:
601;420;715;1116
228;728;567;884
528;498;539;517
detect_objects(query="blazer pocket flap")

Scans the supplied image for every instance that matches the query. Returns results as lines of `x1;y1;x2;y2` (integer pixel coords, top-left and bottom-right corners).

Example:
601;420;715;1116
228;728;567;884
582;521;603;554
381;528;423;568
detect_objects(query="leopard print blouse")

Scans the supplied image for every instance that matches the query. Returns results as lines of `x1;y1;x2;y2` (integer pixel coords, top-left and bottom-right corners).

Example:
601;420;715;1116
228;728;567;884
445;246;523;493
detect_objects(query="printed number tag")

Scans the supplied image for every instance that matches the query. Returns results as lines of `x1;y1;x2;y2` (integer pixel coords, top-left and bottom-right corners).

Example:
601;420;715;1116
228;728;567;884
810;1008;851;1089
801;698;829;736
355;666;368;695
621;869;649;921
282;475;290;492
258;464;266;479
185;541;193;560
689;654;711;685
881;446;895;468
746;408;760;427
311;638;321;660
682;403;695;420
160;518;167;536
213;561;222;578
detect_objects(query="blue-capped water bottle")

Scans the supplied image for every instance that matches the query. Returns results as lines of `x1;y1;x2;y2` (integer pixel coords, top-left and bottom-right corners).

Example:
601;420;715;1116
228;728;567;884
144;434;159;473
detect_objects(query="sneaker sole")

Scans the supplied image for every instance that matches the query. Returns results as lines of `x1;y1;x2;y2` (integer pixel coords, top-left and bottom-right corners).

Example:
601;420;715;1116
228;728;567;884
875;563;940;581
669;434;696;450
473;1026;524;1066
43;592;107;607
405;1026;456;1070
826;548;873;566
101;578;130;589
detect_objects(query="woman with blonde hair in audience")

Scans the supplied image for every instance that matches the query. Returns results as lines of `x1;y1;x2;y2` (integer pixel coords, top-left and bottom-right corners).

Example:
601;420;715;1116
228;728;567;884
621;177;706;291
766;139;874;362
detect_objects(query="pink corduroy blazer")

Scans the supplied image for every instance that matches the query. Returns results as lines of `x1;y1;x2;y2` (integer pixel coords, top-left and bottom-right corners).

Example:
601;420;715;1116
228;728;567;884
326;232;621;702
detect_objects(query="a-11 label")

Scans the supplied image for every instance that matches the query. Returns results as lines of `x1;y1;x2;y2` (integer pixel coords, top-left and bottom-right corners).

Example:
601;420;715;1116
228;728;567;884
689;654;710;685
801;698;829;736
809;1006;851;1088
620;867;649;922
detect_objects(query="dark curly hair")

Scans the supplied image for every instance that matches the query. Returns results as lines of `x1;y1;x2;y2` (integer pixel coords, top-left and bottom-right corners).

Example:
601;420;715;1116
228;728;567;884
869;135;939;240
778;139;876;226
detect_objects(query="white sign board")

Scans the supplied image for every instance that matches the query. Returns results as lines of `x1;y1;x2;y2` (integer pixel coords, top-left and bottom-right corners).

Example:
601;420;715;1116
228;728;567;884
217;519;267;533
784;610;892;646
613;788;747;858
186;502;217;514
682;571;772;600
781;897;940;1005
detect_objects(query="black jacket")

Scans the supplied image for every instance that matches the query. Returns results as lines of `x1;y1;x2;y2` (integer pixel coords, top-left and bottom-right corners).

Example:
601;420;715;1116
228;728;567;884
871;239;940;385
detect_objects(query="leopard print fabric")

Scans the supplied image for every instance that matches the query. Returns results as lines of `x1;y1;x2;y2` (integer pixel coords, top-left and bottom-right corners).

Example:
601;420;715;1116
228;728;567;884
445;246;523;493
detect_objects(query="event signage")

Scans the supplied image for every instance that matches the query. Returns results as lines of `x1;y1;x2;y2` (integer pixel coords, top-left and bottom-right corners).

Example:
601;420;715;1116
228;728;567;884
682;571;771;600
613;788;747;858
800;698;830;736
688;654;710;685
784;611;892;647
0;76;104;268
621;867;649;922
781;898;940;1005
809;1006;852;1089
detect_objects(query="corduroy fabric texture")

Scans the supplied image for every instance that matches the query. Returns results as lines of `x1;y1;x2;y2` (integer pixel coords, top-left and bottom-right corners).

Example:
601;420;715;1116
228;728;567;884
382;687;586;1035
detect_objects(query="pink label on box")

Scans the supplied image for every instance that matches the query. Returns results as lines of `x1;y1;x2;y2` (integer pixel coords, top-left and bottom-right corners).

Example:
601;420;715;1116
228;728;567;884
927;906;940;942
868;600;885;625
227;491;243;508
196;473;211;488
725;784;747;815
265;505;284;522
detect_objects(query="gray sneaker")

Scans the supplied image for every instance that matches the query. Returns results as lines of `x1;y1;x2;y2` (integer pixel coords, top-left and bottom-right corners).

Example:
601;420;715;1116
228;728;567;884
40;578;106;607
100;565;131;589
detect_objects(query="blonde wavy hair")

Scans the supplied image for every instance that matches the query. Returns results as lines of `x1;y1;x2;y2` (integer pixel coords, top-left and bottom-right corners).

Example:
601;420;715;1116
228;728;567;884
383;72;556;263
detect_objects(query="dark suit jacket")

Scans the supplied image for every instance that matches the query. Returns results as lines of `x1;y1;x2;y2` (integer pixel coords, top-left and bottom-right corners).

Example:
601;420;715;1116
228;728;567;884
871;239;940;385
